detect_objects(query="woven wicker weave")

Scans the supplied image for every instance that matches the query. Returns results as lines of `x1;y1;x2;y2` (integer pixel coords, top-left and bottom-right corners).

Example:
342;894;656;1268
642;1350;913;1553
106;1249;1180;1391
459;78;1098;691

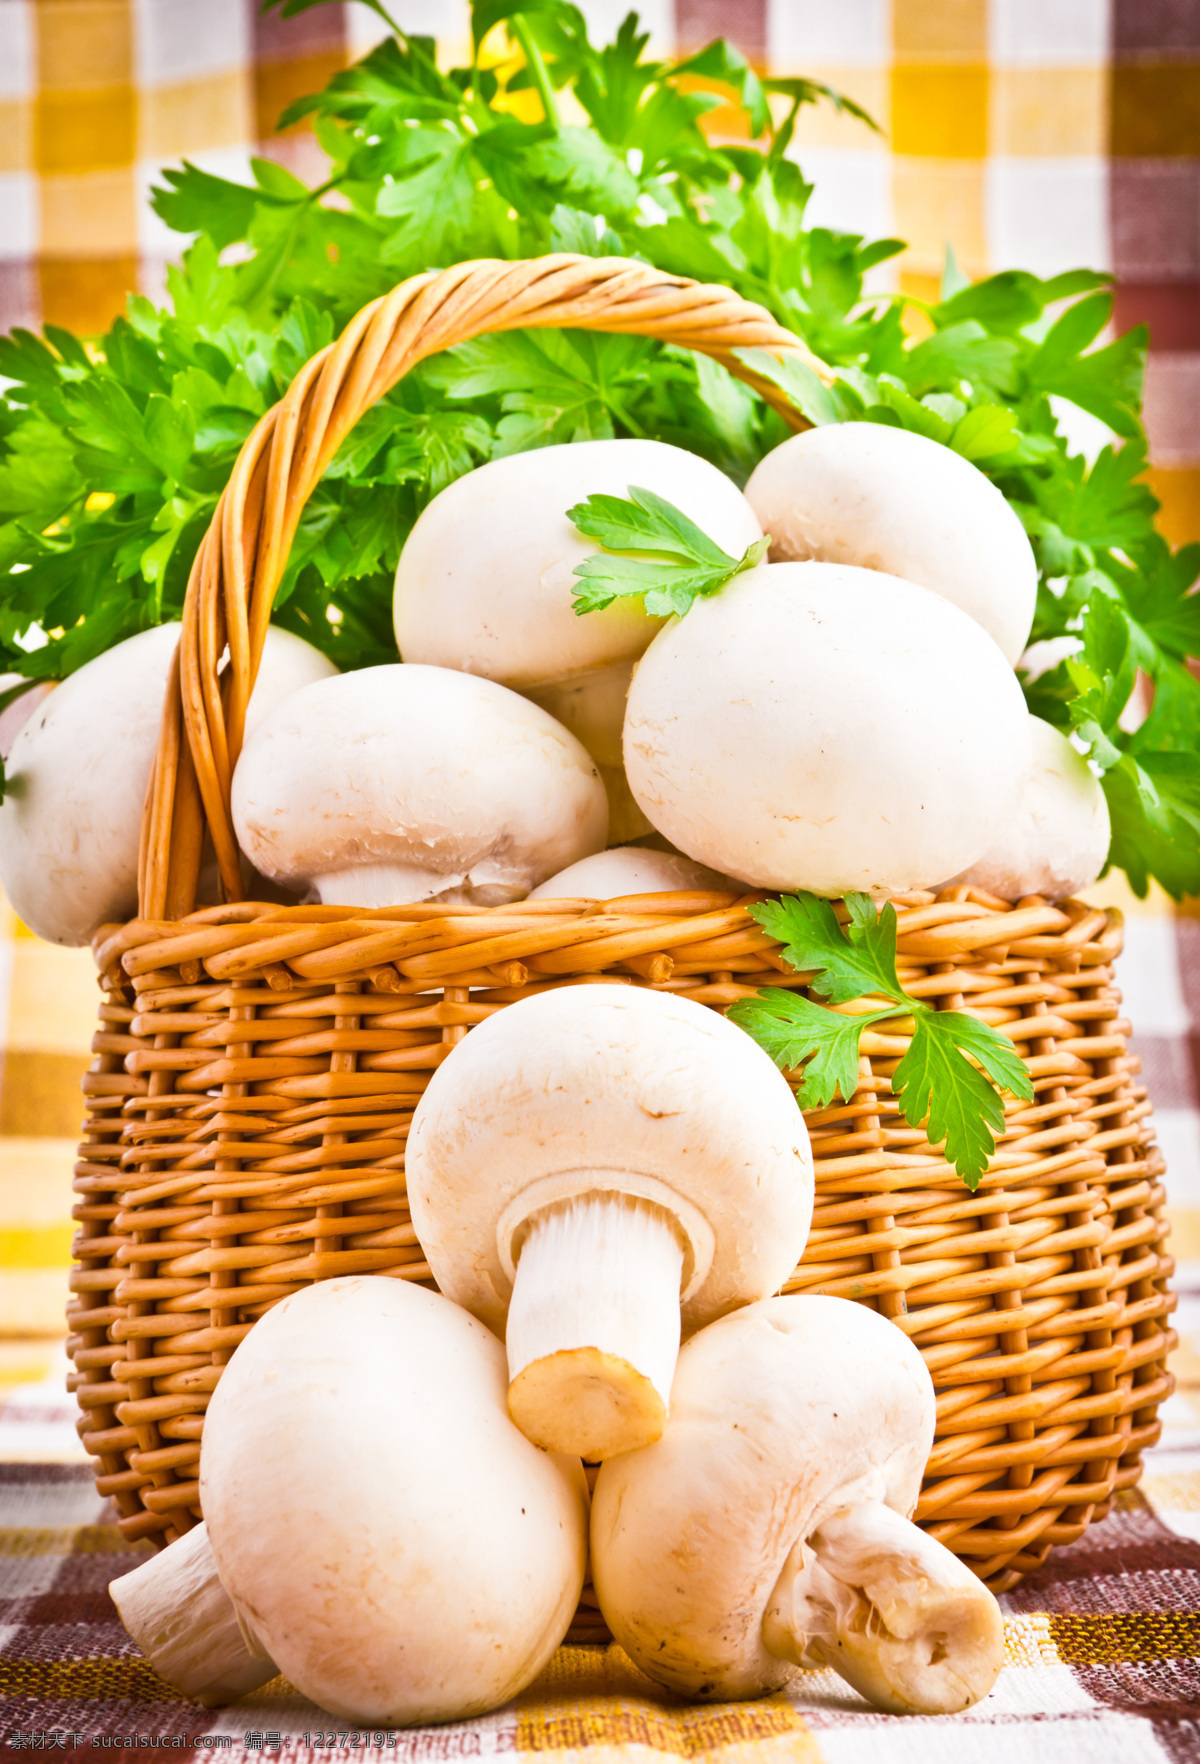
67;258;1174;1625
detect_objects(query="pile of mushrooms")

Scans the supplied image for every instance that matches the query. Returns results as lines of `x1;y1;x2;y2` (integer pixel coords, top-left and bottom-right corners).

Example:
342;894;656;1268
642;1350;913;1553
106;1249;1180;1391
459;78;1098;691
11;420;1085;1725
112;1001;1005;1727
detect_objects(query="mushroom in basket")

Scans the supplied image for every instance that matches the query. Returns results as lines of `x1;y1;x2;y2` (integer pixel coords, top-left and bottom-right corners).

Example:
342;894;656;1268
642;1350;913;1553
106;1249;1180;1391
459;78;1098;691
591;1293;1005;1714
393;439;763;842
0;622;336;945
946;714;1111;902
744;421;1037;666
111;1278;588;1725
622;559;1032;898
405;983;814;1462
231;661;608;908
528;844;739;900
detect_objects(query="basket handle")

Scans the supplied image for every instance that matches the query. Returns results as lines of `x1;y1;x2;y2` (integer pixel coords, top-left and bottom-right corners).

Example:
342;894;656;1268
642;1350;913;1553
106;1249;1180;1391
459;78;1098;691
138;254;821;920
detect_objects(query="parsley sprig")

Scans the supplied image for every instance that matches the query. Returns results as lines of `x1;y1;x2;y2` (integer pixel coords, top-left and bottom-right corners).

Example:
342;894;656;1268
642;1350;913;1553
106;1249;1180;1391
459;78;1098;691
727;892;1034;1189
567;486;769;616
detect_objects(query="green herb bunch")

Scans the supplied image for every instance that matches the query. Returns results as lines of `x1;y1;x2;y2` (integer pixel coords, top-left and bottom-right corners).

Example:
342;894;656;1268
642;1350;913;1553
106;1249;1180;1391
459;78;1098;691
0;0;1197;898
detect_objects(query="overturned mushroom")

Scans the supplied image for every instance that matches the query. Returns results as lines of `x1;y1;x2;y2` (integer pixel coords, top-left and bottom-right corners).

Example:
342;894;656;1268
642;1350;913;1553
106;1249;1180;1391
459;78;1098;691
0;623;337;944
744;422;1037;664
111;1277;588;1724
528;845;739;900
393;440;762;841
109;1521;276;1707
232;662;607;908
591;1294;1004;1714
406;984;813;1461
946;715;1110;901
623;561;1032;897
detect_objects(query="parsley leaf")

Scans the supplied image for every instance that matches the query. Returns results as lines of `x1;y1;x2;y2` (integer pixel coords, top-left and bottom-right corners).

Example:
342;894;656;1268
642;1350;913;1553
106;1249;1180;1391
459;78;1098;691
726;989;896;1110
567;486;769;616
892;1013;1010;1190
752;891;907;1006
731;892;1035;1186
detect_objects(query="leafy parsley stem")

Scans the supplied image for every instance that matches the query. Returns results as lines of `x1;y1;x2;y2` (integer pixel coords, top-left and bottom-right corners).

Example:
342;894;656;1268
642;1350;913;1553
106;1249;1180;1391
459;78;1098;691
509;15;561;133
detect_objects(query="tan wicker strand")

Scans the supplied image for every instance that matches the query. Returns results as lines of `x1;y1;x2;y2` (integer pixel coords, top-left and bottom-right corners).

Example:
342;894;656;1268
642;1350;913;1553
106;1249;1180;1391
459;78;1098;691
66;262;1175;1612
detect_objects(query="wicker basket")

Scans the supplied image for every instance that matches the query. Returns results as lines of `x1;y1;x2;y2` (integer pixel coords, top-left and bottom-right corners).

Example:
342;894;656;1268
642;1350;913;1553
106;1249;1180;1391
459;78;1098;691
67;258;1175;1628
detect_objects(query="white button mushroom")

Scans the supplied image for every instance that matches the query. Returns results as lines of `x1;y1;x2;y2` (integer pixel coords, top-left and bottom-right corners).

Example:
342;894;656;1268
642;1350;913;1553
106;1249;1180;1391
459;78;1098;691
591;1294;1005;1714
527;845;739;900
744;424;1037;664
406;984;813;1462
0;623;337;945
231;663;607;908
393;441;764;842
945;715;1111;901
112;1277;588;1725
0;673;53;760
623;561;1032;897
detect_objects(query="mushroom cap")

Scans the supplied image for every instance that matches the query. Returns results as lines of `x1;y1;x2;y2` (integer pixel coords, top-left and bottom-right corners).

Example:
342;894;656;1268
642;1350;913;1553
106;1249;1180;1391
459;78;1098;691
393;439;763;690
201;1276;588;1727
406;984;813;1341
243;624;339;740
0;624;337;945
947;715;1111;901
527;845;739;900
0;674;53;761
745;423;1037;664
231;663;608;905
590;1295;935;1700
623;561;1032;896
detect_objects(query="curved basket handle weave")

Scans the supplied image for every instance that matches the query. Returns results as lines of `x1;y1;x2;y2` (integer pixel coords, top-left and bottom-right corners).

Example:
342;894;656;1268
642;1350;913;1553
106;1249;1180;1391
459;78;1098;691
138;254;821;921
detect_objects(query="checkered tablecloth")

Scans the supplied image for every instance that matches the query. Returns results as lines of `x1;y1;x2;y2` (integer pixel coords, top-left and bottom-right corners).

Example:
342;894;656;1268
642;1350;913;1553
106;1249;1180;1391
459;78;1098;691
1;0;1197;539
0;1280;1197;1764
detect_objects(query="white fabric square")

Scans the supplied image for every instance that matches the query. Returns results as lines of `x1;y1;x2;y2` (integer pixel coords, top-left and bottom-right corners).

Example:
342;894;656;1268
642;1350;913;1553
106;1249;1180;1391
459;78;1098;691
768;0;889;68
0;0;33;103
134;0;251;87
577;0;673;56
1118;917;1194;1038
989;0;1112;67
986;157;1111;278
790;146;893;243
0;171;37;261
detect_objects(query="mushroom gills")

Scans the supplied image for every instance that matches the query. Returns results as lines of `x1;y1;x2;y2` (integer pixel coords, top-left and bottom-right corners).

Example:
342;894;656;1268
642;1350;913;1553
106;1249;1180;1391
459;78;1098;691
109;1522;277;1707
506;1194;685;1459
761;1501;1004;1715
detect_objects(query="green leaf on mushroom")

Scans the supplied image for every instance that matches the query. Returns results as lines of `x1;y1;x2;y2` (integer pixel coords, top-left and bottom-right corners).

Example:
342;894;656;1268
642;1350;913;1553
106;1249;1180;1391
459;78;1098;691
567;486;769;616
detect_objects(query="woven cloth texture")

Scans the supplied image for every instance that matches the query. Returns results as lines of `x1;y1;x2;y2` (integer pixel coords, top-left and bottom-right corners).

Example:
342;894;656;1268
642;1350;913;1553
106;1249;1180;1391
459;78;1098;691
0;0;1197;542
0;1283;1197;1761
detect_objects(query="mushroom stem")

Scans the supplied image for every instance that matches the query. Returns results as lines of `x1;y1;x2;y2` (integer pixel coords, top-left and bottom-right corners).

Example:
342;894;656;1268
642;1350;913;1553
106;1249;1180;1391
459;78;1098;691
506;1194;685;1459
109;1521;277;1707
761;1502;1005;1715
